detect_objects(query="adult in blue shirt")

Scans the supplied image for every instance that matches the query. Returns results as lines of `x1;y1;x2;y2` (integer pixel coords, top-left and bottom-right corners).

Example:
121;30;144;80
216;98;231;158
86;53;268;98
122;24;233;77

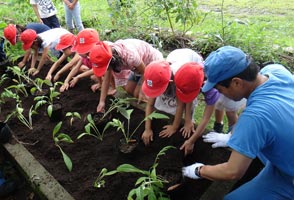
182;46;294;199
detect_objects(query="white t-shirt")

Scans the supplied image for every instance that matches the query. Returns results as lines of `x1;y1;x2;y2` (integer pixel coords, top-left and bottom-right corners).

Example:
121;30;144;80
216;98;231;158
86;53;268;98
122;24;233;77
38;28;69;57
154;48;203;117
30;0;57;18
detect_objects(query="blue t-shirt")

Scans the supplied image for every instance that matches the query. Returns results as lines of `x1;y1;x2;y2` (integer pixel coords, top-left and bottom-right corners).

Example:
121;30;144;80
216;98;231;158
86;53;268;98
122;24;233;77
227;64;294;177
25;23;50;34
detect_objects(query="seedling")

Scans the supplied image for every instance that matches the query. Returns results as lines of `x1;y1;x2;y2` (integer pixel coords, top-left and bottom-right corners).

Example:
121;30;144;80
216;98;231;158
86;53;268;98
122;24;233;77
109;110;169;144
77;114;113;141
5;103;36;130
94;146;175;200
65;112;81;126
52;122;73;172
34;81;63;117
30;77;52;95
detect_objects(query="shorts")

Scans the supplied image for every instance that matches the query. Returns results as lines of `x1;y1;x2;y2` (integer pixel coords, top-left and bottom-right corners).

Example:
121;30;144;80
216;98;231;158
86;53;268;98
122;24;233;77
215;94;246;112
128;71;142;85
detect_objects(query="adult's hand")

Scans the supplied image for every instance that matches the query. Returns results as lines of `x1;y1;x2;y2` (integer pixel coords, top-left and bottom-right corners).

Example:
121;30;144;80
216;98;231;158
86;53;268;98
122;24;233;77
182;162;204;179
202;131;232;148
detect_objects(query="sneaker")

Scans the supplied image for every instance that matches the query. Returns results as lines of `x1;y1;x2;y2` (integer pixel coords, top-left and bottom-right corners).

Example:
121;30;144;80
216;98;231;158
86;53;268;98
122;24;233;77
212;122;224;133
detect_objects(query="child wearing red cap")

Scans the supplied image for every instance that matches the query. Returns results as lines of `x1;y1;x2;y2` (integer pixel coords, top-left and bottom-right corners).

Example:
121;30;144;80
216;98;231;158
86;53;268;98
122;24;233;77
141;49;220;146
3;23;50;68
89;39;163;113
20;27;70;76
58;28;105;93
45;33;76;81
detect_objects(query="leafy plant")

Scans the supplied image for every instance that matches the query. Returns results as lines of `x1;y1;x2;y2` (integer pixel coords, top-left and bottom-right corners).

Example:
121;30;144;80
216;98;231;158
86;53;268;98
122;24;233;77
65;112;81;126
77;114;113;141
109;110;169;144
29;77;52;95
52;122;73;172
7;81;29;97
34;81;63;117
5;103;36;130
94;146;175;200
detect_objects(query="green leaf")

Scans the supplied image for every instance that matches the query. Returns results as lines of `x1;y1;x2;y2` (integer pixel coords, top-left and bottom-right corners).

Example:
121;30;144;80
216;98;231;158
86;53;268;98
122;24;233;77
117;164;148;175
77;133;88;139
60;148;72;172
53;122;62;137
57;133;73;143
47;105;53;117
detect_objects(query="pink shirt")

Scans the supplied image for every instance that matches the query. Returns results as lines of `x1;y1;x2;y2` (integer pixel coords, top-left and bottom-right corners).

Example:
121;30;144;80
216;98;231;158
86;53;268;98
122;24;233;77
110;39;163;86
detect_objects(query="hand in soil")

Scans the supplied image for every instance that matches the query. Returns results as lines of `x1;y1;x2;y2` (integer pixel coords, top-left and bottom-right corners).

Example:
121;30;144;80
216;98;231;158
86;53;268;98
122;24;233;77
141;129;153;145
18;61;25;68
180;139;195;156
91;83;101;92
159;125;177;138
60;83;69;92
180;121;195;138
96;102;105;113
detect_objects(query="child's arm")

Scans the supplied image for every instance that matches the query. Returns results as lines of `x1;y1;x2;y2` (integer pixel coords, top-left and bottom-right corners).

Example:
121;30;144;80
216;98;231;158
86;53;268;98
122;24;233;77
33;46;49;76
159;99;184;138
96;69;111;112
60;59;82;92
141;97;156;145
69;68;93;87
31;4;43;23
180;102;195;138
46;53;68;80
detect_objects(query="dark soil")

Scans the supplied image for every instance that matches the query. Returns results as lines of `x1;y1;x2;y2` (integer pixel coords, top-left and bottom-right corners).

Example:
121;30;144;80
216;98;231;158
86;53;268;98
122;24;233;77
0;63;234;200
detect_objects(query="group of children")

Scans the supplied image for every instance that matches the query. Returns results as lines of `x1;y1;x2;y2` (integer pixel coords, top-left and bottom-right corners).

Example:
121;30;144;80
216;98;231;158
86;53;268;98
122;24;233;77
3;23;245;150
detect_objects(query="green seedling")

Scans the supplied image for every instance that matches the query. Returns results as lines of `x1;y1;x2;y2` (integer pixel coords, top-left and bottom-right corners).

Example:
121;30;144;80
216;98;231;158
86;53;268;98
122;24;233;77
109;111;169;144
52;122;73;172
77;114;113;141
94;146;175;200
65;112;81;126
5;103;36;130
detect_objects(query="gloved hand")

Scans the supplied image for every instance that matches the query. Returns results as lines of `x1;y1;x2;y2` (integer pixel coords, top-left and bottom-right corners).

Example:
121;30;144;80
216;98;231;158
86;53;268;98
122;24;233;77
182;163;204;179
202;131;232;148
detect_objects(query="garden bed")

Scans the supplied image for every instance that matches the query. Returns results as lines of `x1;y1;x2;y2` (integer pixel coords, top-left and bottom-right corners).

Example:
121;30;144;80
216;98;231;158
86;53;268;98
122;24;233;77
0;63;260;200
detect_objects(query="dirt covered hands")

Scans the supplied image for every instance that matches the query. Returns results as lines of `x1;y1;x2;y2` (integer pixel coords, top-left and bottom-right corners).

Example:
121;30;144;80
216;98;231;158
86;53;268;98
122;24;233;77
182;46;294;199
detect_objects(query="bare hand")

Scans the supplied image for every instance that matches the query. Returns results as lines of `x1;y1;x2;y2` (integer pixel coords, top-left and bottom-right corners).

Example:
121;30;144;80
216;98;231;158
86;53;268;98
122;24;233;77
159;125;177;138
180;140;194;156
96;102;105;113
141;129;153;146
28;68;37;75
45;74;52;81
60;83;69;92
53;73;61;82
180;121;195;138
69;77;79;88
18;61;26;68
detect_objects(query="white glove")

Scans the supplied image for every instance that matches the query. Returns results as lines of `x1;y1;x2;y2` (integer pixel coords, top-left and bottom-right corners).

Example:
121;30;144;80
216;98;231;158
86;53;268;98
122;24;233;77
202;131;232;148
182;163;204;179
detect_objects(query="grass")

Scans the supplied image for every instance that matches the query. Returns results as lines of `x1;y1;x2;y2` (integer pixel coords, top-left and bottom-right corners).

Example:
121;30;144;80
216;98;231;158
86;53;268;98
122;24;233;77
1;0;293;131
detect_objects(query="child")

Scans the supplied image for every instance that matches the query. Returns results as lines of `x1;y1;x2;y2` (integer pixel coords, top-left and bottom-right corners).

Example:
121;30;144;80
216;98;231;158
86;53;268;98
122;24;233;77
3;23;50;68
30;0;60;28
20;28;70;76
89;39;163;113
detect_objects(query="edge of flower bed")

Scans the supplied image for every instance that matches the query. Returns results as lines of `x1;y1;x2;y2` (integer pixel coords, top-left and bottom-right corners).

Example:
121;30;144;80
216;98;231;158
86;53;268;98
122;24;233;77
2;140;75;200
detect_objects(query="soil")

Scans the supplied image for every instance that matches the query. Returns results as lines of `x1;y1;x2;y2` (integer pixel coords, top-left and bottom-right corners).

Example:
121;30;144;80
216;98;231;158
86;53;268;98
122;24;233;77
0;62;255;200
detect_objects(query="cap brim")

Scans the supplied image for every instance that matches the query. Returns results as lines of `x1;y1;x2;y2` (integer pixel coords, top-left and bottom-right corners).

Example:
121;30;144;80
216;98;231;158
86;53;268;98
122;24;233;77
202;81;216;93
92;58;111;77
22;41;34;50
176;88;199;103
55;44;70;51
75;43;96;54
142;81;168;98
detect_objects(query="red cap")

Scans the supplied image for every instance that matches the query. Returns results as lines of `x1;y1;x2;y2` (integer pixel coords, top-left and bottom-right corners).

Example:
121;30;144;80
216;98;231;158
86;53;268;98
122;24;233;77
55;33;76;51
4;24;17;45
174;62;204;103
142;60;171;98
20;29;37;50
71;28;99;54
89;42;112;77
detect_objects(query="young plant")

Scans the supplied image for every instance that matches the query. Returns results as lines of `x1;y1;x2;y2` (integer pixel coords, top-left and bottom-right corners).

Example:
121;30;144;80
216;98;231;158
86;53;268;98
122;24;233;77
5;103;36;130
94;146;176;200
77;114;113;141
7;82;29;97
34;81;63;117
99;97;136;121
52;121;73;172
29;77;52;95
65;111;81;126
109;110;169;144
